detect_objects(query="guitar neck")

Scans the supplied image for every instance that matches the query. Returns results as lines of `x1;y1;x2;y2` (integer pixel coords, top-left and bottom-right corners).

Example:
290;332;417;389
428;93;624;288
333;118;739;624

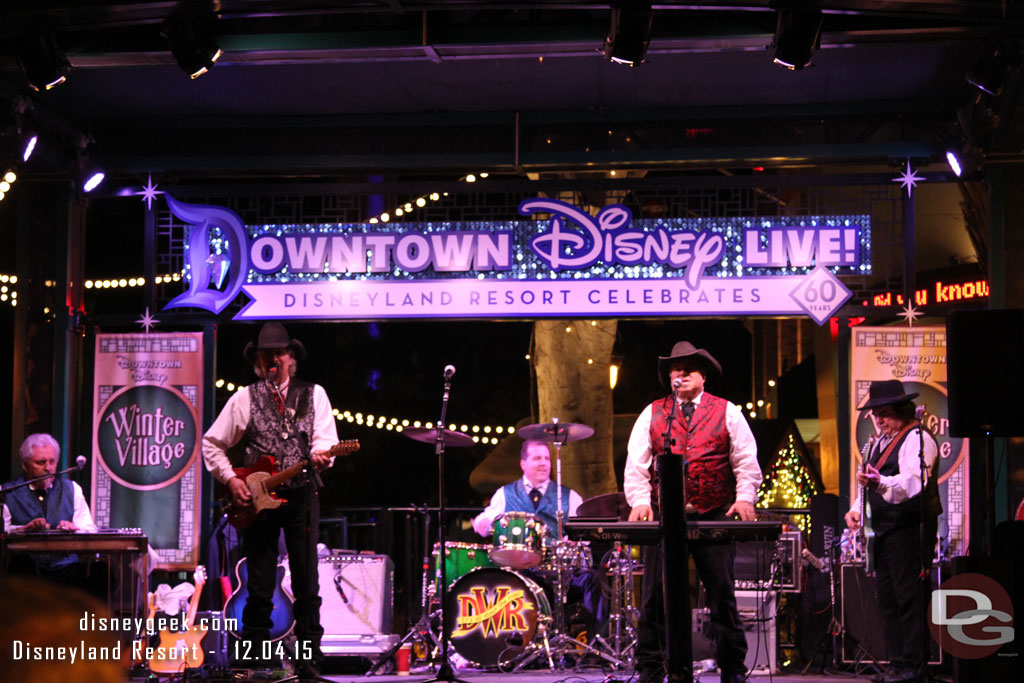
261;440;359;489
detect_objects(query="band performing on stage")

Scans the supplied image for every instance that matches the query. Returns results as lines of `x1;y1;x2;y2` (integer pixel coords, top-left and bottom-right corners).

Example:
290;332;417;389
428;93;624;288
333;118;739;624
1;328;951;683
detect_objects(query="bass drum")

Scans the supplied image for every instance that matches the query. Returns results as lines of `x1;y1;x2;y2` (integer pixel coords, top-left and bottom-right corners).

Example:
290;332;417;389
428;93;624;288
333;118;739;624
445;566;551;668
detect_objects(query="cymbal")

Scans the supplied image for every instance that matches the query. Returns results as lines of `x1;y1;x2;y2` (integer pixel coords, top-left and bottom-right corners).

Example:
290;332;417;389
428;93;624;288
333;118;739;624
518;422;594;443
403;427;476;447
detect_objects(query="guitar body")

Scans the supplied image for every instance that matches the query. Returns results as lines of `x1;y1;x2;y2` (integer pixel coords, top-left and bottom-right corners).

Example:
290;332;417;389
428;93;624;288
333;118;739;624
225;440;360;530
861;486;875;574
150;566;208;675
223;557;295;642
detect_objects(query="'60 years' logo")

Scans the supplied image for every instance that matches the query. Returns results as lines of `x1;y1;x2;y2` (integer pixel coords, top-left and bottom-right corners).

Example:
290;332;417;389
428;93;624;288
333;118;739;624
929;573;1014;659
96;385;198;490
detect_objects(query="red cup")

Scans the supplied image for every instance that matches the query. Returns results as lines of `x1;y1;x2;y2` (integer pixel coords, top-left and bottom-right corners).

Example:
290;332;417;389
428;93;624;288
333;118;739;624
396;643;412;675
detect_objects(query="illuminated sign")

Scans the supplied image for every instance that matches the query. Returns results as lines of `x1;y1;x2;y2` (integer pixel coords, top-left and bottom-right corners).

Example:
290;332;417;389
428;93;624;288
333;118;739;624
162;195;869;324
868;279;990;307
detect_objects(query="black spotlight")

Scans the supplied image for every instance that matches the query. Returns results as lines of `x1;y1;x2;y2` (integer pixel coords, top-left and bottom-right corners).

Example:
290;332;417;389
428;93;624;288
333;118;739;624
603;2;654;67
966;45;1015;97
770;8;823;70
161;1;223;79
12;33;71;91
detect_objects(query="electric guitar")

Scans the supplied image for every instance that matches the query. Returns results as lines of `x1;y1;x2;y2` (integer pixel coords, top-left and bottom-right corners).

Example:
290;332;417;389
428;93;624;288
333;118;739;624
226;439;359;529
859;435;876;573
149;566;208;674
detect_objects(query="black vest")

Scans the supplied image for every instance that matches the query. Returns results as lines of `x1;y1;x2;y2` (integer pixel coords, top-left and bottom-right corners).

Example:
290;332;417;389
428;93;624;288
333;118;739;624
867;426;942;535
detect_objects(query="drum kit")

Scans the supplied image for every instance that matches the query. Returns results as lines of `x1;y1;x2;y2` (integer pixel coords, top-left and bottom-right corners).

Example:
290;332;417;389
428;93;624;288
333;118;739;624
410;419;640;671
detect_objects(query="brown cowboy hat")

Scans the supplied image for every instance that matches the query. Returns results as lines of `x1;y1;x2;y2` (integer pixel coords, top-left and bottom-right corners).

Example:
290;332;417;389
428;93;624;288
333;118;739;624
243;322;307;364
858;379;918;410
658;341;722;388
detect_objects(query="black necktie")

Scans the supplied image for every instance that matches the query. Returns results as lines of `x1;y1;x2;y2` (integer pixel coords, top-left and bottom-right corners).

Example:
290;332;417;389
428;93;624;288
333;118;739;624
681;402;695;421
529;487;542;509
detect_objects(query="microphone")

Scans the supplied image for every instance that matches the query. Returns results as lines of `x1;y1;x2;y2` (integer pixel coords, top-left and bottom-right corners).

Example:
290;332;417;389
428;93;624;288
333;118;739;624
76;455;87;470
444;365;456;379
915;404;925;422
671;378;683;389
267;365;279;381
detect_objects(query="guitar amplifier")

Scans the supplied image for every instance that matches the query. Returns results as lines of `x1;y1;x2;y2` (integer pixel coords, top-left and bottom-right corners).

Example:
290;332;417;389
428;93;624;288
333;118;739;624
694;591;777;673
733;530;802;592
319;552;394;654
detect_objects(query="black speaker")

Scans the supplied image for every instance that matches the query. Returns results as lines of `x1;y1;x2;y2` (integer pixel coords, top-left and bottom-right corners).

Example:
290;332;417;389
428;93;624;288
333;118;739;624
947;309;1024;437
840;564;942;665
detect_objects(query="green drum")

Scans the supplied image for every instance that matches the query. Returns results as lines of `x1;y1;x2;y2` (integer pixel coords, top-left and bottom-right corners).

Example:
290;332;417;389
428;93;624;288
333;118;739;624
490;511;548;569
433;542;495;592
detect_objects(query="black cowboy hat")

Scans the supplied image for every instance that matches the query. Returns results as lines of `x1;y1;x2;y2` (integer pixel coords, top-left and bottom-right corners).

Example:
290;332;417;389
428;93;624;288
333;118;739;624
858;379;919;410
243;322;307;365
658;341;722;388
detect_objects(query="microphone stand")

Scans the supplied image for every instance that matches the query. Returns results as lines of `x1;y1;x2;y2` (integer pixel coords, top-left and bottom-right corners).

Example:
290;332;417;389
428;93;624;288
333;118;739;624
422;369;468;683
915;409;931;678
0;462;87;577
266;373;331;683
657;390;692;682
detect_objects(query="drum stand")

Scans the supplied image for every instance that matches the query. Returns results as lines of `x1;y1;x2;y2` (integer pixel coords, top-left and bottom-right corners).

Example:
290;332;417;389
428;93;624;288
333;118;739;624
589;542;637;663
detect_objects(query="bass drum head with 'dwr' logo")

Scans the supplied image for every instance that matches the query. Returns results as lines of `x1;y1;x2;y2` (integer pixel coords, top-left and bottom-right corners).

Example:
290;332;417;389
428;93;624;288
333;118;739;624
445;567;550;668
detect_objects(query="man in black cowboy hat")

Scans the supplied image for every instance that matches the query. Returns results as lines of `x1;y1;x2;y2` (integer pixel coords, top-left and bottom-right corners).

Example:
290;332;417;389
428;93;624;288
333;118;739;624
202;322;340;679
624;341;762;683
845;380;940;683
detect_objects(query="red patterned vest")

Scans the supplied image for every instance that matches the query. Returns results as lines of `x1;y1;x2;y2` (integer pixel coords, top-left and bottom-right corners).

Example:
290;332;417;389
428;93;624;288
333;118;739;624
648;393;735;514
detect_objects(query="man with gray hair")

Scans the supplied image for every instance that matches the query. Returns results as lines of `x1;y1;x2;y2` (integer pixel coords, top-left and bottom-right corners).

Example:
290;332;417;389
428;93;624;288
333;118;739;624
3;433;97;534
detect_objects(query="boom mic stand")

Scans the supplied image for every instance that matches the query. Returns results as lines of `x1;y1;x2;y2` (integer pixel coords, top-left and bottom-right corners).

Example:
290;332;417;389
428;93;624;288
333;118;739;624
421;367;469;683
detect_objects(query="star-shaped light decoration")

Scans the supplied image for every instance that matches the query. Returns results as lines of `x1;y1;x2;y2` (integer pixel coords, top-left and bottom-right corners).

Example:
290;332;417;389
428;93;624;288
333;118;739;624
135;173;163;211
892;160;924;197
136;307;160;333
898;302;923;327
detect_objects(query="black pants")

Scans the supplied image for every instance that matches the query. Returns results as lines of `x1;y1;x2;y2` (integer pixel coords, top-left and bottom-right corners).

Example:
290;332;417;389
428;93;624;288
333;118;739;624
873;518;937;671
636;511;747;677
241;484;323;660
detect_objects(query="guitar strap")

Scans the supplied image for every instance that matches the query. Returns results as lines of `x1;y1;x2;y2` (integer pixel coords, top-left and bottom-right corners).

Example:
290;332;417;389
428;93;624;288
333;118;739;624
872;423;917;471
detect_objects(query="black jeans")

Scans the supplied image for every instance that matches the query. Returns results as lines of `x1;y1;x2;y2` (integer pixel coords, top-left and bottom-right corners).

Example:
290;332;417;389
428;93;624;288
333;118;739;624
636;510;747;677
873;517;937;670
241;484;324;660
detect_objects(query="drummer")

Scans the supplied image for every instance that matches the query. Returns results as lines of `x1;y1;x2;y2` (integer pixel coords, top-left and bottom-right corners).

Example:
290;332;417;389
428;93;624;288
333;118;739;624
472;439;583;538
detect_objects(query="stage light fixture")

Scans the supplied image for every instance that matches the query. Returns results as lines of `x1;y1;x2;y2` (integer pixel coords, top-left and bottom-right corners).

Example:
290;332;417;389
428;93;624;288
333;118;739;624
603;2;654;67
20;129;38;163
965;46;1014;97
770;8;823;71
12;34;71;91
161;1;223;79
81;166;106;193
946;149;963;177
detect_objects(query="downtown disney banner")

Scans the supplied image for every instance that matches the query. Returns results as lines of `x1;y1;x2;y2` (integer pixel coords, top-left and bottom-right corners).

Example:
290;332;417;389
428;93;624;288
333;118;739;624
850;325;969;558
159;195;870;324
91;332;204;570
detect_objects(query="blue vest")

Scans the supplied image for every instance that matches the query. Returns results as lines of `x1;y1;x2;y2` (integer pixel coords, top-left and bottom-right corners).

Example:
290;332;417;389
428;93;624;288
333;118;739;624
3;477;76;528
502;480;572;536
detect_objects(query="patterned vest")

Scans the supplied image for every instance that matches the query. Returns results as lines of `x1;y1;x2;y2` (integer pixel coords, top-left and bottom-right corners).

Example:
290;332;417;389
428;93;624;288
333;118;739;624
867;426;942;535
649;393;735;514
503;480;573;536
243;379;316;487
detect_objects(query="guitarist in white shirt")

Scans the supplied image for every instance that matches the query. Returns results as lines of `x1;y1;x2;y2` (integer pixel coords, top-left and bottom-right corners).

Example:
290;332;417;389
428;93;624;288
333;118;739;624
845;380;940;683
202;323;340;681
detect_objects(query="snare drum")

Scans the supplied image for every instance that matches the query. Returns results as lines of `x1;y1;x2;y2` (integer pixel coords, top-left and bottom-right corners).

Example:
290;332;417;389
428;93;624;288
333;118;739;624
433;542;495;592
446;566;551;668
490;511;548;569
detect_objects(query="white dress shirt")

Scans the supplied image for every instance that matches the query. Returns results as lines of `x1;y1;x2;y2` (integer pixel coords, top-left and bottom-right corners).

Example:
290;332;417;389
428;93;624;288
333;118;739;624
473;477;583;538
849;425;937;514
624;391;762;510
202;378;339;485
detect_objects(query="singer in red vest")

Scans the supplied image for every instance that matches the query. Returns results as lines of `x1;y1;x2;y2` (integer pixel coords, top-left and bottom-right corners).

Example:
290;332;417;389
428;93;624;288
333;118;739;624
845;380;940;683
624;341;762;683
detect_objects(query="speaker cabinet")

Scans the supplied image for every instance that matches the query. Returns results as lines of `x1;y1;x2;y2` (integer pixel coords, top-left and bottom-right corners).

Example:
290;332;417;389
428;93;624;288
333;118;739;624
319;552;393;636
840;564;942;665
947;308;1024;437
737;590;777;673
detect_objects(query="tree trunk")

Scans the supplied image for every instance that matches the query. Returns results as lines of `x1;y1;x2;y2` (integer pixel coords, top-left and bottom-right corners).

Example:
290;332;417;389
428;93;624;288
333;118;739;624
533;319;618;499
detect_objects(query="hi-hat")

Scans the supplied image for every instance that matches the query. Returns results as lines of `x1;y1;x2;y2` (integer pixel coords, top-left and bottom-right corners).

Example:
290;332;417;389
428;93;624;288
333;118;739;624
403;427;476;447
518;421;594;443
